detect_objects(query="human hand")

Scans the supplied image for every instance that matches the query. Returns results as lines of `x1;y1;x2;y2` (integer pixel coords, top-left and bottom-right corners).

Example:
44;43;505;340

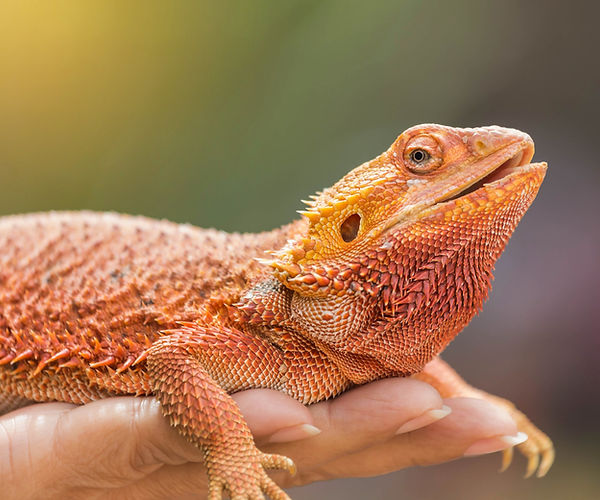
0;378;525;499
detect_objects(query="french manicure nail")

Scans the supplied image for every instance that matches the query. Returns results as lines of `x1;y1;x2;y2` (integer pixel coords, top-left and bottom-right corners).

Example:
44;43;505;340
395;405;452;435
463;431;528;456
267;423;322;444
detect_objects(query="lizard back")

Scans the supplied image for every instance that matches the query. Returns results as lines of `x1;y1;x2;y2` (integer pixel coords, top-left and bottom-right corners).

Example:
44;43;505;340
0;211;299;395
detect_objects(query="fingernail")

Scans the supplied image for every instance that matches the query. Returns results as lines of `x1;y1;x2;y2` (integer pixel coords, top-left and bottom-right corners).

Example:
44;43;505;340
395;405;452;435
463;432;528;456
267;423;322;444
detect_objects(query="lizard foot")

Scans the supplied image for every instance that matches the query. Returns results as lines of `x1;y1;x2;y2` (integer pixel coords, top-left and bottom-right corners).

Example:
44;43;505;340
499;411;555;478
148;333;297;499
206;450;296;500
414;358;555;478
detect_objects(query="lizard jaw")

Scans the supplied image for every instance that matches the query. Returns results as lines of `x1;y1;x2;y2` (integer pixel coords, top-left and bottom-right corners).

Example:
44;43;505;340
380;137;543;235
436;139;537;205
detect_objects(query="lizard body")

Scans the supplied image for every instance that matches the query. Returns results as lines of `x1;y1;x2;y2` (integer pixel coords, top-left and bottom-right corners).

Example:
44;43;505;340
0;124;553;498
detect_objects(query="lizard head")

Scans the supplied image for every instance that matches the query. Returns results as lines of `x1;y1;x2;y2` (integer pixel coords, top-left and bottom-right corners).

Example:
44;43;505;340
241;124;546;377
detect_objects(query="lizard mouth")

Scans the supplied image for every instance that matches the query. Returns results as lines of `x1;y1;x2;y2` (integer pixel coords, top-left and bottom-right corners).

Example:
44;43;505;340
380;139;545;236
435;140;540;205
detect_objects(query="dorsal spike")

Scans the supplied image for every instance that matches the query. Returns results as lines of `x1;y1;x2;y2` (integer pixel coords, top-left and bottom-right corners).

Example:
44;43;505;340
47;348;71;364
131;350;148;367
31;357;50;377
89;356;116;369
0;354;14;365
58;357;83;370
12;348;34;363
116;356;135;374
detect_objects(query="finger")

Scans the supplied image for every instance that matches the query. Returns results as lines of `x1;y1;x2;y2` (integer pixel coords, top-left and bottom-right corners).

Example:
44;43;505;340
283;397;521;484
0;402;77;499
103;390;316;499
262;378;447;473
1;390;324;499
132;388;316;463
122;381;445;498
404;397;521;467
50;398;198;483
234;388;317;441
16;397;208;499
53;388;313;471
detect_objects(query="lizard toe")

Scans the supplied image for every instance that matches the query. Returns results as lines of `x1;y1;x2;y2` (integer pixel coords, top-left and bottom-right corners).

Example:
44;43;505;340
207;478;225;500
499;425;554;478
515;428;554;478
537;442;555;478
497;410;554;478
518;439;540;479
261;452;297;476
262;474;292;500
206;450;293;500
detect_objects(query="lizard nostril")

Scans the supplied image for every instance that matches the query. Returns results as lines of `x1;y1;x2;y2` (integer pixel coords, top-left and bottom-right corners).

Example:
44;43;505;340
473;139;488;155
340;214;361;242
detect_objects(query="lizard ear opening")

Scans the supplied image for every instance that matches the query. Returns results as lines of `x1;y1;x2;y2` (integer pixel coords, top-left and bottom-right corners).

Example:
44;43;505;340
340;213;361;242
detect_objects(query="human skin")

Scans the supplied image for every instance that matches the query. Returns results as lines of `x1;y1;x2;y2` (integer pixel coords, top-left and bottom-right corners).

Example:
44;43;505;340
0;378;522;499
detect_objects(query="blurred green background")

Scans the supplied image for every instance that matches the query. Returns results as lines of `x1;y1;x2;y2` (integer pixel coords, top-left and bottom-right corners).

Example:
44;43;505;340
1;1;598;499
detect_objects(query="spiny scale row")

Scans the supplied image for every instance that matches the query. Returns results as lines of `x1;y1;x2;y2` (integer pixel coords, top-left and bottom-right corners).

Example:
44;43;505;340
296;186;374;224
0;326;153;376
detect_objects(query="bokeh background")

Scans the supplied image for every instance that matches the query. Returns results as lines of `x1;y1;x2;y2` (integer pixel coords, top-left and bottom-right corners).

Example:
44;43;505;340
1;1;598;499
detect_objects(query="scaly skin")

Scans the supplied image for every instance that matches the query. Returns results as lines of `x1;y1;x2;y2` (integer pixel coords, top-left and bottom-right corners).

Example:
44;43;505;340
0;124;553;498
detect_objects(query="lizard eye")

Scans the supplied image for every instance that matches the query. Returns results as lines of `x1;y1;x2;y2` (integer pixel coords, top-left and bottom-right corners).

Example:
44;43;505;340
410;149;429;163
403;135;443;174
340;213;361;242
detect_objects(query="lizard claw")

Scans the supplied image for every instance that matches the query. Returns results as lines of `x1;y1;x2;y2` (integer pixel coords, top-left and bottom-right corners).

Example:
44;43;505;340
517;437;554;478
515;424;555;478
499;446;513;473
498;421;555;478
523;446;540;479
536;444;555;478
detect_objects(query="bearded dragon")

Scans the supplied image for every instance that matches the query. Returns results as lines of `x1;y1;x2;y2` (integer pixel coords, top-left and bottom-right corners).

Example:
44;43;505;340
0;124;553;499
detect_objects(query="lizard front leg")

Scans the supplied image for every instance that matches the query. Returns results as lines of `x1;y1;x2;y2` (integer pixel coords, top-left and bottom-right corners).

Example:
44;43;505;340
146;326;296;500
414;357;554;477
